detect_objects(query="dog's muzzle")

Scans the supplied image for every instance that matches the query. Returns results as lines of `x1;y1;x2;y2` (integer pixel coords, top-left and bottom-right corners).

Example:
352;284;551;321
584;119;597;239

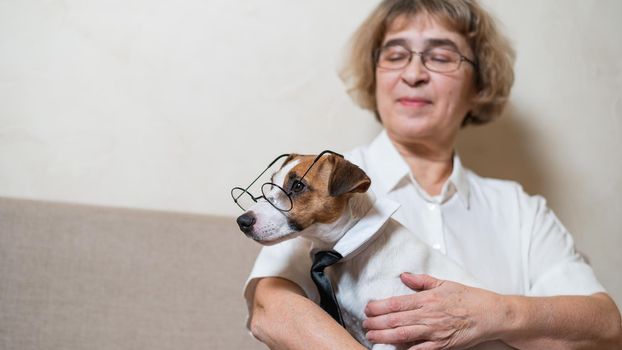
236;213;256;235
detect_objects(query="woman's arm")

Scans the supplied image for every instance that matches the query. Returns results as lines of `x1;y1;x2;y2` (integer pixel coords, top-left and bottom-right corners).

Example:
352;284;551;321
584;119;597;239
363;274;622;350
250;277;367;350
500;292;622;350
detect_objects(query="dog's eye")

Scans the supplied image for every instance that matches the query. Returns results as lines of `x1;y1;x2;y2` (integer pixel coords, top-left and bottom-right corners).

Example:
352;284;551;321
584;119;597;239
291;180;305;193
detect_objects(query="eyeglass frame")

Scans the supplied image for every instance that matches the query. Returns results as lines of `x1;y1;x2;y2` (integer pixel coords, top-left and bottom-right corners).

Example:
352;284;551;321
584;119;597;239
373;43;478;73
230;150;344;212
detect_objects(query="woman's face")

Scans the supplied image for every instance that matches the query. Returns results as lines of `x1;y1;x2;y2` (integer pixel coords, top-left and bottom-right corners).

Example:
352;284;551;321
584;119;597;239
375;13;477;149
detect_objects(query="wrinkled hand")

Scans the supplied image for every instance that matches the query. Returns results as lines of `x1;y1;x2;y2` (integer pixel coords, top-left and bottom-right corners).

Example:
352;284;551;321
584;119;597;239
363;273;505;350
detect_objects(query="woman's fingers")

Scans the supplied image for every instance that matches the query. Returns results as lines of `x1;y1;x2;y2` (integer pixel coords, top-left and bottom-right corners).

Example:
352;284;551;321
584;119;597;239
363;309;421;330
365;292;425;317
365;274;444;318
400;273;443;291
366;324;432;344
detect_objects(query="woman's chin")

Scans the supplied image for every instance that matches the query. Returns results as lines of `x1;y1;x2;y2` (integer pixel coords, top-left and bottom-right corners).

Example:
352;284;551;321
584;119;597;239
386;119;437;140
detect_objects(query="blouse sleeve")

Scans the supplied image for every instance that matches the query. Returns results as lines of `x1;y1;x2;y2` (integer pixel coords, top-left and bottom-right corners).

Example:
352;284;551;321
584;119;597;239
521;192;606;296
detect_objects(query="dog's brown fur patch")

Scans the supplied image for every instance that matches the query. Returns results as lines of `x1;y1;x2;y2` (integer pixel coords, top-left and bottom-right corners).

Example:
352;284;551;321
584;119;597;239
279;154;370;229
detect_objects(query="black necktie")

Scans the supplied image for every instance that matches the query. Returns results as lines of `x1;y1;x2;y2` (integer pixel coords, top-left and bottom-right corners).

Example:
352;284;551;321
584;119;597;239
311;250;345;327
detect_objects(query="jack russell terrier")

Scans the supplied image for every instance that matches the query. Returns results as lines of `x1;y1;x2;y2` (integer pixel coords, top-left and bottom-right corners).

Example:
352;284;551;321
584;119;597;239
233;151;508;350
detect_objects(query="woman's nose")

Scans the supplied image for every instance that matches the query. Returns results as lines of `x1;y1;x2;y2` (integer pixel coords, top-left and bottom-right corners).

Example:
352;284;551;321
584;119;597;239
400;55;430;86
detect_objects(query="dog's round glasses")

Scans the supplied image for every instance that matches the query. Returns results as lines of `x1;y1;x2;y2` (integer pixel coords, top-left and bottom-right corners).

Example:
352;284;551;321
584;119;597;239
231;182;293;212
231;150;344;212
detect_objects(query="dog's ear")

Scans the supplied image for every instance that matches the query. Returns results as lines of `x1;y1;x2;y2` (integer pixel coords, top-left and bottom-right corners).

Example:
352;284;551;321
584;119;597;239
328;156;371;197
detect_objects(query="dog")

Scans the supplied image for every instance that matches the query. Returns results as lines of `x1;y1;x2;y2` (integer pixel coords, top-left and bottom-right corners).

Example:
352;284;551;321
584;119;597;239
235;152;507;350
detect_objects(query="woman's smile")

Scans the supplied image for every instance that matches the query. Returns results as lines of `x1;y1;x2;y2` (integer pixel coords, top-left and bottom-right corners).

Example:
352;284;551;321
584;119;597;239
397;96;432;108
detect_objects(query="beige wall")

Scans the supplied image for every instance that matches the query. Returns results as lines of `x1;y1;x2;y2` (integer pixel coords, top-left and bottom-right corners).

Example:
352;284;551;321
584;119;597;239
1;1;620;306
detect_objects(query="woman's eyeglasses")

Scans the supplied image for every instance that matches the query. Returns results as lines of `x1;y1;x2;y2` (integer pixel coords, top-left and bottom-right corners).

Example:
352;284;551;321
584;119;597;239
375;44;477;73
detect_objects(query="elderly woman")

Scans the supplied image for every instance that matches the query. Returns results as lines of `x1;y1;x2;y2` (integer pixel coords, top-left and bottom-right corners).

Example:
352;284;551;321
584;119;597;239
244;0;622;349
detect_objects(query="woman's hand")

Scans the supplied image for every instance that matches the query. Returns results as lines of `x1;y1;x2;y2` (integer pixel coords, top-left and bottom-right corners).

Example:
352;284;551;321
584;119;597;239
363;273;507;349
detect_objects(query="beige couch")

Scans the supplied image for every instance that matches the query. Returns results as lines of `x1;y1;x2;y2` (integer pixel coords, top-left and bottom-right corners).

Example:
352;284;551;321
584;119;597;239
0;197;266;350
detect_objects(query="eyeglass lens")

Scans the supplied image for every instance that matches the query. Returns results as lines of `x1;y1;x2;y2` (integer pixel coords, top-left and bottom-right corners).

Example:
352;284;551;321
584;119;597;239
231;187;256;211
261;183;292;211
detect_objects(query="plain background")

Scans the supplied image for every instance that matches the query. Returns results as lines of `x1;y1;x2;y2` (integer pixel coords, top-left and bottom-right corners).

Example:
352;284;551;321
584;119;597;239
1;1;620;308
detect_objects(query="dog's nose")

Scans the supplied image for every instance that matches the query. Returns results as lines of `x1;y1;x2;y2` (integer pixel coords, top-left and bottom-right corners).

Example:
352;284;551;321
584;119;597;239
236;213;256;234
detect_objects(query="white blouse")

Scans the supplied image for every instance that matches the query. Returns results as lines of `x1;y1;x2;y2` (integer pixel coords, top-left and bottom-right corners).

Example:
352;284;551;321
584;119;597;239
244;130;605;316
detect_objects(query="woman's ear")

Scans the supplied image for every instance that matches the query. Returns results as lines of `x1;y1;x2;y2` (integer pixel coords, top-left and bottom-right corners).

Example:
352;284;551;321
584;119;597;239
327;156;371;197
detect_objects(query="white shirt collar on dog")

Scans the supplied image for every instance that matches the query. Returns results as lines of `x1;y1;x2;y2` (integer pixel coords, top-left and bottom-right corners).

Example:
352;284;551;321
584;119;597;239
329;196;400;261
362;130;471;209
